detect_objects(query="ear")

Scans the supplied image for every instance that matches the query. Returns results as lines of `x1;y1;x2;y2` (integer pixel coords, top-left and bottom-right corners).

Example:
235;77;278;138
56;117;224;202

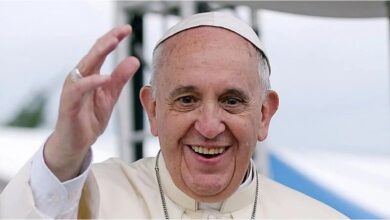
257;90;279;141
140;86;158;136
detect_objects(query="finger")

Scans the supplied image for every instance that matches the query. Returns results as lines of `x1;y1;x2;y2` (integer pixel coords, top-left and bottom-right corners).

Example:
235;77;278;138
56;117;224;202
105;56;140;100
77;25;132;77
64;74;111;106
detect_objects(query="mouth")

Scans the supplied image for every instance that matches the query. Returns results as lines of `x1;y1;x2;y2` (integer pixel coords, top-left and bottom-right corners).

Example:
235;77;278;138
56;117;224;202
189;145;227;158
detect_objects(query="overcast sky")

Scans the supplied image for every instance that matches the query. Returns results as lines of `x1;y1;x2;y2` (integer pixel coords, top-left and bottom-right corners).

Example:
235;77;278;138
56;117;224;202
0;1;389;155
259;10;390;154
0;1;114;126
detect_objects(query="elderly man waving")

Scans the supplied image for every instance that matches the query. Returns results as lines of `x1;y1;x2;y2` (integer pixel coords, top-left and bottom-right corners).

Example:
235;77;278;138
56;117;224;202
1;12;346;219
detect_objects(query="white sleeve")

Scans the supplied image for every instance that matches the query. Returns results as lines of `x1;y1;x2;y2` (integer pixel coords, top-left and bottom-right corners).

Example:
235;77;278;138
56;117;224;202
29;145;92;219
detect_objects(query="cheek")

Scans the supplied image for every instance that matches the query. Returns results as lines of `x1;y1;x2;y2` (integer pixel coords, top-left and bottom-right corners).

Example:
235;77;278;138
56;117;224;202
156;110;195;150
226;115;259;154
229;112;260;136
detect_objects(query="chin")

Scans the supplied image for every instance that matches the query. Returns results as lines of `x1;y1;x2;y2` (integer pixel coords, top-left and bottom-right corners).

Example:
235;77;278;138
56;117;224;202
192;181;225;197
181;173;239;202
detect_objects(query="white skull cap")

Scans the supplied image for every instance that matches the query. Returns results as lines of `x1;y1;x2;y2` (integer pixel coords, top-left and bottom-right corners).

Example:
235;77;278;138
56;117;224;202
153;11;271;74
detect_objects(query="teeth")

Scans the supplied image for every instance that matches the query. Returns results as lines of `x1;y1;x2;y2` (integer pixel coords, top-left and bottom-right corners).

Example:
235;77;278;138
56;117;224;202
191;146;226;155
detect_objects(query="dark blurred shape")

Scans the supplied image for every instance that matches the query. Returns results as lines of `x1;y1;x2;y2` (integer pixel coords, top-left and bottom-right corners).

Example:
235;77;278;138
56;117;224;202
6;92;47;128
129;13;144;161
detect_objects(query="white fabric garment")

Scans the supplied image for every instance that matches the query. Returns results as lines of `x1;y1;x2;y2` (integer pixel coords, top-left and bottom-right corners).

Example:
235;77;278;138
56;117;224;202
29;146;91;218
1;147;348;219
28;147;253;218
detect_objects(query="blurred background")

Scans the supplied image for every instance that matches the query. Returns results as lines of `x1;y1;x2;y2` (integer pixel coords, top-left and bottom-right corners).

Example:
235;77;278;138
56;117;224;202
0;1;389;219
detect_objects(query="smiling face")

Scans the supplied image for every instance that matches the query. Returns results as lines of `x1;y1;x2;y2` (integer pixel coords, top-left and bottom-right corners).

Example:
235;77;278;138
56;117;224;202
140;27;278;202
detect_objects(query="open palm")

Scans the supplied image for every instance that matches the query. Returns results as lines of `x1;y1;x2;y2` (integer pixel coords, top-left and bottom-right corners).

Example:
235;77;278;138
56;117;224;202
44;25;140;181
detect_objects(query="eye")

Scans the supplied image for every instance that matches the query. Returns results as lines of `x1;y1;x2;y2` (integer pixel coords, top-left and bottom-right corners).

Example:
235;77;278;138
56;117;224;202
220;96;247;113
224;97;241;106
178;96;196;104
222;97;242;106
171;95;199;112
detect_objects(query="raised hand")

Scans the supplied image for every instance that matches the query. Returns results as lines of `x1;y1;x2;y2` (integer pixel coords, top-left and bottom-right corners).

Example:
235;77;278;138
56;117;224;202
44;25;140;181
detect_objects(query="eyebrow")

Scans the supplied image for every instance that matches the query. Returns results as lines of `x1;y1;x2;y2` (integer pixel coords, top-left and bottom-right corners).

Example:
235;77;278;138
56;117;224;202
168;86;250;101
222;88;250;101
169;85;198;98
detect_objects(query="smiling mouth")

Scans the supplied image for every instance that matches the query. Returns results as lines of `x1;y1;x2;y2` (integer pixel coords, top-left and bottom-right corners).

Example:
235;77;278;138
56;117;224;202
190;145;227;158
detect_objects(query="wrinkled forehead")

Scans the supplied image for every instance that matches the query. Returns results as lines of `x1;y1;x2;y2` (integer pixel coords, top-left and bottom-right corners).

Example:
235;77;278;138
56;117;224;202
153;27;262;94
152;12;270;74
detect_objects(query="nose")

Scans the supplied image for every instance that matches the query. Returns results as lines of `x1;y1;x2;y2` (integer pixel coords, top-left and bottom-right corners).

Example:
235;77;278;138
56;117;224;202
194;104;226;139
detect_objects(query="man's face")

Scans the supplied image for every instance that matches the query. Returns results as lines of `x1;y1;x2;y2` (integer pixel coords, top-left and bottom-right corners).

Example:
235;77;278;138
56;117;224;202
141;27;278;202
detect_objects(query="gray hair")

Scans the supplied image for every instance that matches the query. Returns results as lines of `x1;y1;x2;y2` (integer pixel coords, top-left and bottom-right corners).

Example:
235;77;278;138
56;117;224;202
257;50;271;91
150;43;271;98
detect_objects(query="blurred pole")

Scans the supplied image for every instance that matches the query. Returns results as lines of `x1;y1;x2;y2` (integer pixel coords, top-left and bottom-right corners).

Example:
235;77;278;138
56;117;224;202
387;1;390;112
129;14;145;161
251;8;260;36
180;1;195;18
196;2;211;13
115;2;134;163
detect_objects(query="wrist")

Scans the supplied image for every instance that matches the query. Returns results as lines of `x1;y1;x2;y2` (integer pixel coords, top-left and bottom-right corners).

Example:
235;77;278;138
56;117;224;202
43;132;89;181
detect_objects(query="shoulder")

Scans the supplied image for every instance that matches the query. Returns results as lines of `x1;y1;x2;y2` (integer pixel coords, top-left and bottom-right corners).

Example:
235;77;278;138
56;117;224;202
82;157;159;218
92;157;155;173
260;175;348;219
90;157;156;186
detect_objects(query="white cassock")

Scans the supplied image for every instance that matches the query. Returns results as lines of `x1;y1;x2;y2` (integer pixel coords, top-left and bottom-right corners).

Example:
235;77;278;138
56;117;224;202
1;152;347;219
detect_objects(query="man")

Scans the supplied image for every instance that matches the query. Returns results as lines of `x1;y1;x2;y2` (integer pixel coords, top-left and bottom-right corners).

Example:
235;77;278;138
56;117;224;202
0;12;346;219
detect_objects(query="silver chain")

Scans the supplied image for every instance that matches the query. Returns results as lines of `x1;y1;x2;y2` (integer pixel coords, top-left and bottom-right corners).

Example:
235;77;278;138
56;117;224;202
154;150;259;219
251;171;259;220
155;150;170;219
